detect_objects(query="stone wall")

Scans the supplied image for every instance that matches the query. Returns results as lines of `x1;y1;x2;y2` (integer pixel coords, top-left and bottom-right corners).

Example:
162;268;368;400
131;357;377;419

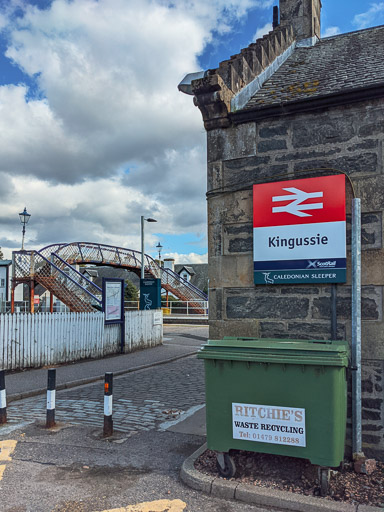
207;98;384;458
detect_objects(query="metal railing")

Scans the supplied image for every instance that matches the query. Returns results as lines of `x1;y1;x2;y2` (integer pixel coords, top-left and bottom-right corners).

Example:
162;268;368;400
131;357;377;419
13;241;208;313
45;242;208;307
13;250;102;312
40;242;159;277
124;300;209;316
49;252;102;301
1;301;70;313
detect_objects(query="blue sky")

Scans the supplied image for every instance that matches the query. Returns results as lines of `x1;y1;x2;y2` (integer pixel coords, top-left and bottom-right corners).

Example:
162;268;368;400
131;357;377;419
0;0;382;262
198;0;384;70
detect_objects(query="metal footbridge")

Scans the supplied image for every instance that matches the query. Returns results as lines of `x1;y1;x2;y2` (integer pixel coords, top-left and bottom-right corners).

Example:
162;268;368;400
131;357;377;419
12;242;208;313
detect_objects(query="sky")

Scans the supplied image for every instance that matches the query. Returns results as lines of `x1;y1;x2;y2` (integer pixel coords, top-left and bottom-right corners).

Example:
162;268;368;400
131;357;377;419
0;0;382;263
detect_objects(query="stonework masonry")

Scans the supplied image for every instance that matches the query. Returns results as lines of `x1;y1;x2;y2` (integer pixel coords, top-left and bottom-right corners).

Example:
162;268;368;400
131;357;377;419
206;98;384;459
280;0;321;40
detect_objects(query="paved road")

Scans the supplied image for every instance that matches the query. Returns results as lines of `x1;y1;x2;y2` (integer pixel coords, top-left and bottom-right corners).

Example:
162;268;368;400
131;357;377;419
5;324;207;400
7;357;205;433
0;324;275;511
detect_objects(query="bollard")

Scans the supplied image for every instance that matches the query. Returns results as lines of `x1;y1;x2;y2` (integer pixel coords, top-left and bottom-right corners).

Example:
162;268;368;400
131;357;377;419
46;369;56;428
103;372;113;437
0;370;6;424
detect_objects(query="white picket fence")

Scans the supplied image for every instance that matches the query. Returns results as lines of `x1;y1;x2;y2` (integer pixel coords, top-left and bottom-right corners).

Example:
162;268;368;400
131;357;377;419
0;310;163;370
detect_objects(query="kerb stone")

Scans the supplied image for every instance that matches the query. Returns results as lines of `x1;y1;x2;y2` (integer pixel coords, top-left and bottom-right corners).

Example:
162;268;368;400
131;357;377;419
235;483;356;512
210;478;238;500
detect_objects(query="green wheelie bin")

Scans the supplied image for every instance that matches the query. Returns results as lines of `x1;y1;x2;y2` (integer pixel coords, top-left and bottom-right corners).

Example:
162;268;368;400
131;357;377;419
198;337;349;480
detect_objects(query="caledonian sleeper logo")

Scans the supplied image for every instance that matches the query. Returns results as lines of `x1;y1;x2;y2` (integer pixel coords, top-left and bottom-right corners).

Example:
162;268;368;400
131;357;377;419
253;175;346;285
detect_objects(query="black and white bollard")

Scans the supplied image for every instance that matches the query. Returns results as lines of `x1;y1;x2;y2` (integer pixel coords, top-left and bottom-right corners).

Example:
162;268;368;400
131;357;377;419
103;372;113;437
46;369;56;428
0;370;6;424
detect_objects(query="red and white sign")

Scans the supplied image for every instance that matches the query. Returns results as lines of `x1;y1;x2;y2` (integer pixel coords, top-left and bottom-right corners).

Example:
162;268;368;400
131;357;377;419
253;175;346;228
253;175;346;284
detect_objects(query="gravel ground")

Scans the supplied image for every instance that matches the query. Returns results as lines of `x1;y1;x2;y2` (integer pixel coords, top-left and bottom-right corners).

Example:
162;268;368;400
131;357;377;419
195;449;384;507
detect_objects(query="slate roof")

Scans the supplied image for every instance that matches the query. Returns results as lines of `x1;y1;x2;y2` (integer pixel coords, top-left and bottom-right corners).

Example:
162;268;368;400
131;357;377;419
175;263;208;293
244;25;384;111
91;266;140;289
81;269;98;278
178;266;195;276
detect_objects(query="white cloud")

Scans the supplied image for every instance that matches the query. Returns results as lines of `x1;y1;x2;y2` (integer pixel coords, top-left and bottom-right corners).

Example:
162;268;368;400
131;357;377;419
252;22;272;42
0;177;161;260
0;13;7;30
353;3;384;29
0;0;267;261
163;252;208;264
2;0;205;183
322;26;341;38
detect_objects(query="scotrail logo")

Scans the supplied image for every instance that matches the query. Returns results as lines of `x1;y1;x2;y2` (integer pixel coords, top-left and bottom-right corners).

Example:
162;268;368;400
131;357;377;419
307;260;337;269
272;187;323;217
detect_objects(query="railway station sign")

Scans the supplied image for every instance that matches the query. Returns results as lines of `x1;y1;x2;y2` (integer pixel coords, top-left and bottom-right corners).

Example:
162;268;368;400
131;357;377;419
140;278;161;310
253;175;346;285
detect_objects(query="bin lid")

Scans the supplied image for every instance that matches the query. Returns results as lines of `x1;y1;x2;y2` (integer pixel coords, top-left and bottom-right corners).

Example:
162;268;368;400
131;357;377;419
197;337;349;367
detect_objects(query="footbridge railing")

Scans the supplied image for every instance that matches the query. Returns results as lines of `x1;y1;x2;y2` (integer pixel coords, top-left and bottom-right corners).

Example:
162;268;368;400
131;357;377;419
13;241;207;313
13;250;102;312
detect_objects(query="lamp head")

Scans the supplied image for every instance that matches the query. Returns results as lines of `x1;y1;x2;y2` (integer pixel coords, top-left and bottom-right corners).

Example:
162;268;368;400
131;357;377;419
19;207;31;225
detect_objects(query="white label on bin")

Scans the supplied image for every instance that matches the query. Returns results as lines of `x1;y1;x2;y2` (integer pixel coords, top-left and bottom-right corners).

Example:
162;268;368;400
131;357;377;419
232;403;306;447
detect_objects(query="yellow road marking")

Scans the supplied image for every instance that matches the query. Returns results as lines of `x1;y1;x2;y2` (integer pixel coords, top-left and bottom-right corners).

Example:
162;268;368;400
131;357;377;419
0;440;17;481
98;499;187;512
0;440;17;461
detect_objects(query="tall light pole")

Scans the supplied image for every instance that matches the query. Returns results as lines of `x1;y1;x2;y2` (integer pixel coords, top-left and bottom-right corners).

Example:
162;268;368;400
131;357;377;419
141;216;157;279
19;207;31;251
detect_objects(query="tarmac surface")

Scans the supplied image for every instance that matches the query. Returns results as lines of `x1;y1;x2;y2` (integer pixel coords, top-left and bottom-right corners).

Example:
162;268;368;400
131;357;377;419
1;324;379;512
0;324;275;512
5;325;204;401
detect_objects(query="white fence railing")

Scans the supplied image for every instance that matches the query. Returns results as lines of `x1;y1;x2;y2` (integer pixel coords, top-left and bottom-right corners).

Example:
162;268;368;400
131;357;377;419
0;300;70;314
0;310;162;370
124;300;209;316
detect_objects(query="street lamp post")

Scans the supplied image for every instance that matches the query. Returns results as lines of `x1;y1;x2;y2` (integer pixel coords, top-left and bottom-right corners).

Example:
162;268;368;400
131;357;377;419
140;216;157;279
19;207;31;251
156;242;163;262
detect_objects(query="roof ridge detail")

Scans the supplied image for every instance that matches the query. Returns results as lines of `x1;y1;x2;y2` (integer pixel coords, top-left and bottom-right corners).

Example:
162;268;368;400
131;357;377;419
322;23;384;41
191;25;295;131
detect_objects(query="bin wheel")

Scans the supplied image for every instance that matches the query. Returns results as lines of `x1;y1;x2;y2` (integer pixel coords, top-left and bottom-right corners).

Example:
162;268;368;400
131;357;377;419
216;453;236;478
319;467;330;497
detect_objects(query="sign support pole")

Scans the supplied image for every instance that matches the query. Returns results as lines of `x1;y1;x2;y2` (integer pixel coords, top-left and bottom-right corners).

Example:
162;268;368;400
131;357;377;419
351;198;362;457
330;284;337;340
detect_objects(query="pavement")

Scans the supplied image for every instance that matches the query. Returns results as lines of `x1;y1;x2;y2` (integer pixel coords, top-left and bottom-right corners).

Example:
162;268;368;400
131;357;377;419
0;323;381;512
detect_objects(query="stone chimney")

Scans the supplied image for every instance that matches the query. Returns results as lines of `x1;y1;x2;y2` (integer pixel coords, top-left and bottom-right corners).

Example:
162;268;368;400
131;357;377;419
163;258;175;272
280;0;321;41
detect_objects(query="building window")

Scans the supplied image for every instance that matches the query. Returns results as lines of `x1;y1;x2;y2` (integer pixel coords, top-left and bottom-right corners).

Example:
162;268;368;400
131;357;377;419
0;279;4;287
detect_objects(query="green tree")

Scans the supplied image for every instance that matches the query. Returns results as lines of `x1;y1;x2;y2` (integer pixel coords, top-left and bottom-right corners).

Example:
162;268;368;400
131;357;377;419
0;247;3;260
124;279;138;301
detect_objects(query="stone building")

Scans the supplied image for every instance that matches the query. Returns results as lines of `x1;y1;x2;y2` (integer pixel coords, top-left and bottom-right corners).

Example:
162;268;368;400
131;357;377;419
181;1;384;458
